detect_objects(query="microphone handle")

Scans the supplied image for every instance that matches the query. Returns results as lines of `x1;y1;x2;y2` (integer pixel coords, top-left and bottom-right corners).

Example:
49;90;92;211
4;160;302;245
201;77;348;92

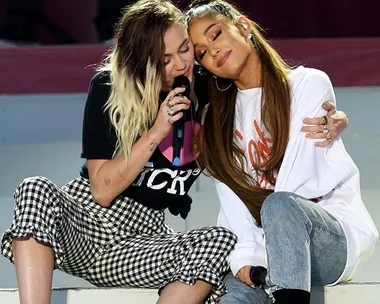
172;112;185;166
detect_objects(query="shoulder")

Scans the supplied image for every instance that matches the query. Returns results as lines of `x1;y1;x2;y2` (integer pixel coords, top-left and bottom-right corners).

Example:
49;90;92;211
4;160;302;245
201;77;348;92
289;66;335;115
289;66;333;94
90;70;111;89
86;70;112;108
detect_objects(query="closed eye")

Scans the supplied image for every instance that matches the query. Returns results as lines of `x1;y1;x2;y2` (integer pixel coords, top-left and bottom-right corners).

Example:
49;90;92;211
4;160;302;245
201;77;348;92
180;46;190;53
213;29;222;41
198;29;222;61
198;50;206;61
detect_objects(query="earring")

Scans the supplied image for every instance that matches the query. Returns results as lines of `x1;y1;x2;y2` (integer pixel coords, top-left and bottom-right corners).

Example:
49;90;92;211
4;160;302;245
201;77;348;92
213;75;233;92
250;34;260;51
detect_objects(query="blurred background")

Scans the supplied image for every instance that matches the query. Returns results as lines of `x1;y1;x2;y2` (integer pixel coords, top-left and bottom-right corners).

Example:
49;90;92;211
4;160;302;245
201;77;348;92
0;0;379;292
0;0;379;45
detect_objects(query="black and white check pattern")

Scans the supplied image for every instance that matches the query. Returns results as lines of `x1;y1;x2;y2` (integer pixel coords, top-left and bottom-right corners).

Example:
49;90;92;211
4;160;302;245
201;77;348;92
1;176;236;303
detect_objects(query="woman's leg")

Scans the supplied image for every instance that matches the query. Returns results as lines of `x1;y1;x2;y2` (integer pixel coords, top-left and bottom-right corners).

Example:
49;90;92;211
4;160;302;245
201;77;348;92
1;177;102;304
260;192;347;303
219;273;272;304
3;178;234;304
12;236;216;304
158;280;212;304
85;224;236;304
13;236;54;304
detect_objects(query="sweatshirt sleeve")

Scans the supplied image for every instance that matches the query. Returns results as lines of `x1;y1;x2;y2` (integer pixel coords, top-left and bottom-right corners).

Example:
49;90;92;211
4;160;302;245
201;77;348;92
214;180;267;275
275;68;357;197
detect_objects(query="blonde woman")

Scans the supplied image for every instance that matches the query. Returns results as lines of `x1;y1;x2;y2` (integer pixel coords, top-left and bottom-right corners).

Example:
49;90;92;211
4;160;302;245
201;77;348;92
1;1;237;304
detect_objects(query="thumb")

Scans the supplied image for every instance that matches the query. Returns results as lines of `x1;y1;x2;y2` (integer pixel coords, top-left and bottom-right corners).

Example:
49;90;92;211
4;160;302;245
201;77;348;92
322;101;333;110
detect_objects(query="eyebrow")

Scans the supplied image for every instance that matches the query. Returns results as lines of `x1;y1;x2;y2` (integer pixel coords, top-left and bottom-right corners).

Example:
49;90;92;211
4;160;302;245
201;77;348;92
164;38;189;57
193;23;217;48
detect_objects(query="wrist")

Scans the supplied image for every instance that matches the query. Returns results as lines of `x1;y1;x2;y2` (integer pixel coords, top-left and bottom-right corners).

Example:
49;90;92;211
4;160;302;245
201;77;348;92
146;127;163;146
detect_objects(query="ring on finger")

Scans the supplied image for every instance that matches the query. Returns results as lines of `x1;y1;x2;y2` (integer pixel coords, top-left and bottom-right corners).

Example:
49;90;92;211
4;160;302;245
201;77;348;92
323;125;328;134
167;107;174;116
321;115;328;125
326;131;332;140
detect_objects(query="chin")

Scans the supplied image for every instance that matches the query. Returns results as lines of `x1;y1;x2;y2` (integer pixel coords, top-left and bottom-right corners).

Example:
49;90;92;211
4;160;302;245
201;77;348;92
162;83;172;92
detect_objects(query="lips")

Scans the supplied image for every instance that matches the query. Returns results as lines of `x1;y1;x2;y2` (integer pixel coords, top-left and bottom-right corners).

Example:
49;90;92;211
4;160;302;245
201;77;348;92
175;69;190;80
217;51;231;67
181;68;193;82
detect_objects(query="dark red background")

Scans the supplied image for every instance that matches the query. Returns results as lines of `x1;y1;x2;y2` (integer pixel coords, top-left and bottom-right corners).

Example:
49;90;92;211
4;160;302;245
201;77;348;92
0;0;379;94
0;0;379;44
1;37;379;94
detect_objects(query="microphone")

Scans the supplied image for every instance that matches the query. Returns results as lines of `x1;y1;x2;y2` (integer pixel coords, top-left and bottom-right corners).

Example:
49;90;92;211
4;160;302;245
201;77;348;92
171;75;190;166
249;266;267;289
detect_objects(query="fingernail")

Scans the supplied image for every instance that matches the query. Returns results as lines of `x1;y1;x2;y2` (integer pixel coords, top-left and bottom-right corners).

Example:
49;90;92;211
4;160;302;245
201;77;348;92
303;118;307;123
305;133;310;138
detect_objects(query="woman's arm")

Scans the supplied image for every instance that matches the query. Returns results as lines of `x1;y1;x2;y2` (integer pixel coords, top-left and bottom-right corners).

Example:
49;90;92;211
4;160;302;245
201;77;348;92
88;129;162;207
83;74;190;206
276;69;356;198
302;101;348;147
214;180;266;281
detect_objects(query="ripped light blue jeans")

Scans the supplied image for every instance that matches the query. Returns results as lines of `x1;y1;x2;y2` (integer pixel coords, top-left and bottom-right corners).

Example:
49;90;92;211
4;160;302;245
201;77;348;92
220;191;347;304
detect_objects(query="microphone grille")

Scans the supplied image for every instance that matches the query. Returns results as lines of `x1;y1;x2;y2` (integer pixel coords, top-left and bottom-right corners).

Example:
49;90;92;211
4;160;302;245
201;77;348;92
172;75;190;91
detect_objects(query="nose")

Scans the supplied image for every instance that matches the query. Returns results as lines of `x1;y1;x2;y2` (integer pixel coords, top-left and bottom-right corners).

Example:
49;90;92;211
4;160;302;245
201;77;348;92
174;55;186;71
210;47;220;58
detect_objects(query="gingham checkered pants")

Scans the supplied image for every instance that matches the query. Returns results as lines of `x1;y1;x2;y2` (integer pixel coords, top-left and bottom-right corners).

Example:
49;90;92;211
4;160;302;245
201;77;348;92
1;176;237;303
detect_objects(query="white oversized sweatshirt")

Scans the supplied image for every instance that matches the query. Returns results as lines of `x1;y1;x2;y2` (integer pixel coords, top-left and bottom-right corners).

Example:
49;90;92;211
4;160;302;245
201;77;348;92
215;66;378;284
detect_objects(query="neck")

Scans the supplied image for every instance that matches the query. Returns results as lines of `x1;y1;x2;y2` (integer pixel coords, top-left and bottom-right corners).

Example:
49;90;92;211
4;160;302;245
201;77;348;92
234;51;262;90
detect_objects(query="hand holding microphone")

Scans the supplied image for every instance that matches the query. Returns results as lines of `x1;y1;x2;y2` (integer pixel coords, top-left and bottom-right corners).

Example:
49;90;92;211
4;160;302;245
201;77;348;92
151;75;191;166
151;79;191;145
235;265;267;288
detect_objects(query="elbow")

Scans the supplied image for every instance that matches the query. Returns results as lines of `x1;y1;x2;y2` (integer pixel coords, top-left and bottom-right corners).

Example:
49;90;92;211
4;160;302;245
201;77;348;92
90;185;112;207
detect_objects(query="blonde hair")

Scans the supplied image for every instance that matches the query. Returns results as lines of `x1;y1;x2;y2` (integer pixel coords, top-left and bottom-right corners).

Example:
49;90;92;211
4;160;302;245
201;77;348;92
99;0;186;159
